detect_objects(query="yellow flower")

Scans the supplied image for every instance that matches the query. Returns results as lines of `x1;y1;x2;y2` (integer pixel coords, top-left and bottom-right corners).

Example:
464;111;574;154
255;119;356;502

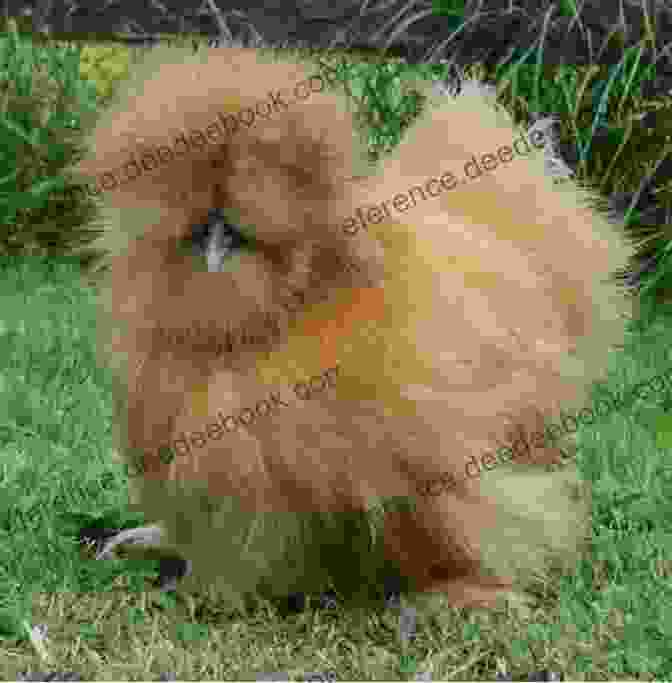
77;44;134;101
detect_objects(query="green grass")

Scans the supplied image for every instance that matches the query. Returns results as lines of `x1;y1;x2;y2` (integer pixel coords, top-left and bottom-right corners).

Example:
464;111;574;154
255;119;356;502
2;8;672;679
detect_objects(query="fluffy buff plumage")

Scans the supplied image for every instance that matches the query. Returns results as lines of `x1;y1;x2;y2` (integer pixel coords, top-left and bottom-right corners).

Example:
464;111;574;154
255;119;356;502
72;44;634;611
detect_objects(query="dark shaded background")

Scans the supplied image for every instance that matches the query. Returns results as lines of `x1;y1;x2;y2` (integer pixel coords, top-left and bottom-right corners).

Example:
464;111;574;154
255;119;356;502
3;0;672;71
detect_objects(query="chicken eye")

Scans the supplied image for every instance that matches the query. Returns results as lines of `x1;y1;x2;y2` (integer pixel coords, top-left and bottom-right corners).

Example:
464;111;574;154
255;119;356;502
186;208;255;272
